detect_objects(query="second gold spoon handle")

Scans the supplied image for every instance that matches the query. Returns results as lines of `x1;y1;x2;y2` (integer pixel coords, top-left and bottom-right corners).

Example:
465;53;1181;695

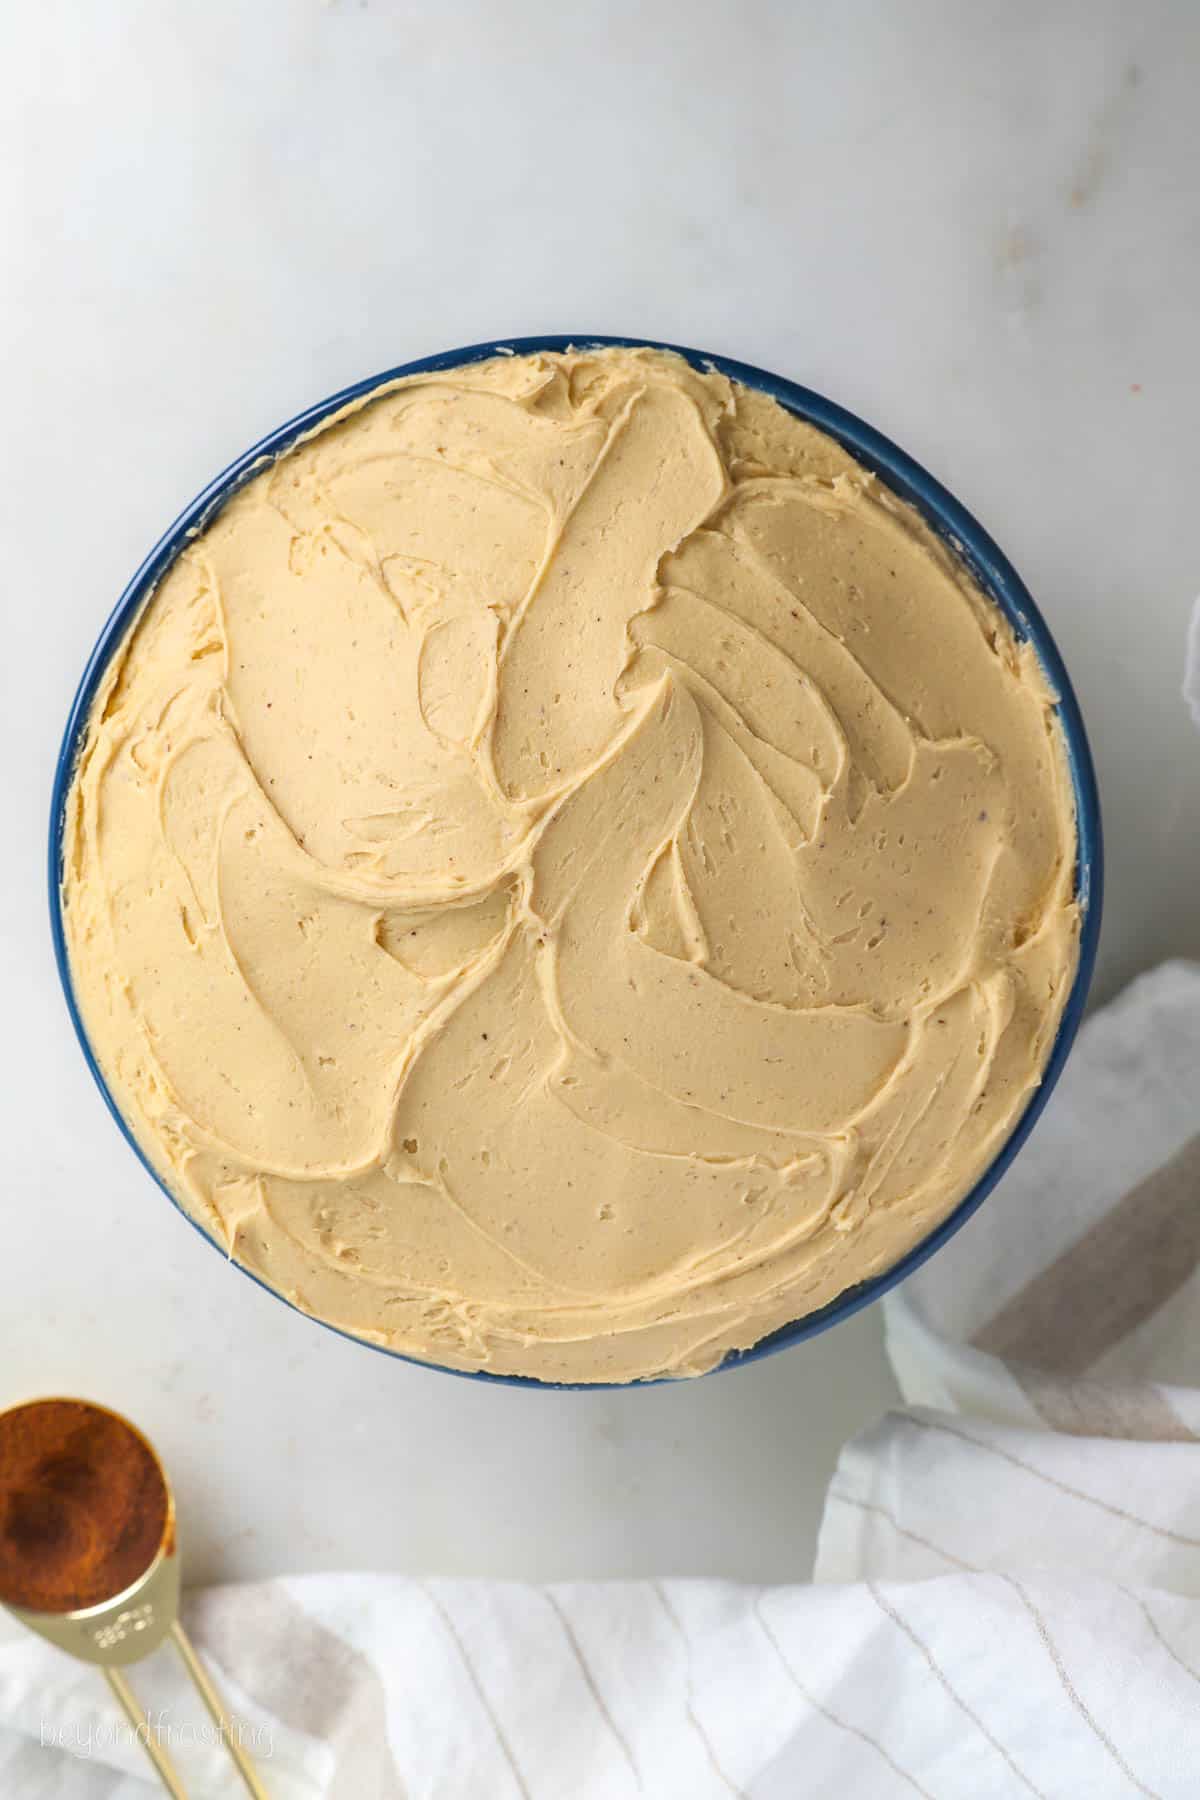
170;1619;271;1800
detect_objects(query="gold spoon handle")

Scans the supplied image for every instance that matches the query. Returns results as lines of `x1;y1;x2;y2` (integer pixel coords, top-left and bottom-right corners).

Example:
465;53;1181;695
170;1619;271;1800
103;1666;189;1799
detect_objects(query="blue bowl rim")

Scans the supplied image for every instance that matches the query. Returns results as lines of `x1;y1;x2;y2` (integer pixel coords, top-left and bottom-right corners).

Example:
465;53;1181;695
49;332;1103;1391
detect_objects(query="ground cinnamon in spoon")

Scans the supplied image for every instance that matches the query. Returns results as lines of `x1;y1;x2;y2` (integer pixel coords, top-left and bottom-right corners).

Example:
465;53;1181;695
0;1400;169;1613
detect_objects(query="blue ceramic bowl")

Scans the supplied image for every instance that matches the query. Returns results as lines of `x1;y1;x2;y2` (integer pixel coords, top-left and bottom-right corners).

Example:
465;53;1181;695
49;335;1103;1388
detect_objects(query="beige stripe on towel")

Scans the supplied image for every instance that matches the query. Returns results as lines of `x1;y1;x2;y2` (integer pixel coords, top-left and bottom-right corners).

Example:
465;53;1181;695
1005;1366;1197;1443
973;1133;1200;1375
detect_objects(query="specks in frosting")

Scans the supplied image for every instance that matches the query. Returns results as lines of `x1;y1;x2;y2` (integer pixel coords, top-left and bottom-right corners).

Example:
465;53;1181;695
64;347;1079;1382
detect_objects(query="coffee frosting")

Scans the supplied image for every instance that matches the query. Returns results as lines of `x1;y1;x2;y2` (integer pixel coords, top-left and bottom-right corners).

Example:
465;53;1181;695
63;348;1079;1380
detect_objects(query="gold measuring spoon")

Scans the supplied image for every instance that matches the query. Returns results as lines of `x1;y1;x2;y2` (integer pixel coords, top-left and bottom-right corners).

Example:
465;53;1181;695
0;1397;268;1798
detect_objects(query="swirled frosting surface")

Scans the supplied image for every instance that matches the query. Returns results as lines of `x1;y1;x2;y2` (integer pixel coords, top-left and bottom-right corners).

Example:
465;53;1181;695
64;348;1078;1380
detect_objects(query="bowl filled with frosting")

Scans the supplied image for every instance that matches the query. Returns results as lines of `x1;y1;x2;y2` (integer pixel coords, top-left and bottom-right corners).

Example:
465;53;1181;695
51;338;1101;1385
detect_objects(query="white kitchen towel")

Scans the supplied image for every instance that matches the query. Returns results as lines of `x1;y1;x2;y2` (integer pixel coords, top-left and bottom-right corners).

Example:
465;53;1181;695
2;956;1199;1798
1184;595;1200;729
3;626;1198;1796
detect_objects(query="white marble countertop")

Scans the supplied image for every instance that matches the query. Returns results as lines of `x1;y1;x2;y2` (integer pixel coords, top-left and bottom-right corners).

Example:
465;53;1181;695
2;0;1197;1587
